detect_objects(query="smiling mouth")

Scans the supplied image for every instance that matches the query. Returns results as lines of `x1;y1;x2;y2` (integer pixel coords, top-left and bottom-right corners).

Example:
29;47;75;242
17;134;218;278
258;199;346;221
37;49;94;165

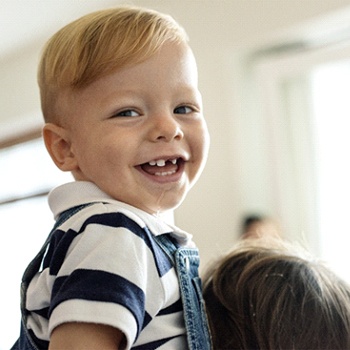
140;158;184;176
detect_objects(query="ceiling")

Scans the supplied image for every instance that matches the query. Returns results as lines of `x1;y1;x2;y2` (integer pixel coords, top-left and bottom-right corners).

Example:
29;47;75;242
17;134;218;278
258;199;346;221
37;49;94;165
3;0;350;63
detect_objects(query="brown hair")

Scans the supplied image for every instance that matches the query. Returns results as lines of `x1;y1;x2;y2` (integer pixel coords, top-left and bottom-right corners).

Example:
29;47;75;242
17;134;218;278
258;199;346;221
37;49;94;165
38;6;188;122
203;239;350;349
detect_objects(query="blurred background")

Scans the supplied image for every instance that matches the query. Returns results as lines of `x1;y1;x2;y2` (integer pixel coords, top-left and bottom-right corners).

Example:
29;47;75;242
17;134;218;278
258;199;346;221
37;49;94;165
2;0;350;347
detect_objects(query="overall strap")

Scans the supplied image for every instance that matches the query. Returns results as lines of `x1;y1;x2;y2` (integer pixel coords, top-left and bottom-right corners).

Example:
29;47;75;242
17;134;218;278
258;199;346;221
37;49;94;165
153;233;212;350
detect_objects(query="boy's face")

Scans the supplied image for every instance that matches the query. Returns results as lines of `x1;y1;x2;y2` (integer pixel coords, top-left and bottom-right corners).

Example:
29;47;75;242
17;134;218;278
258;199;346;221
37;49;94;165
54;41;209;214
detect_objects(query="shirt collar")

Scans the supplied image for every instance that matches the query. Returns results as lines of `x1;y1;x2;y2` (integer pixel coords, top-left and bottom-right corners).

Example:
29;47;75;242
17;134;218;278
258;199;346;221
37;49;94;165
48;181;194;246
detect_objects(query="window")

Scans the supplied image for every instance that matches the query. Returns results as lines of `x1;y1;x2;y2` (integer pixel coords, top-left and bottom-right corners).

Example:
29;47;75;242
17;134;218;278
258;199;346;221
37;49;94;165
0;137;72;349
251;41;350;284
311;61;350;282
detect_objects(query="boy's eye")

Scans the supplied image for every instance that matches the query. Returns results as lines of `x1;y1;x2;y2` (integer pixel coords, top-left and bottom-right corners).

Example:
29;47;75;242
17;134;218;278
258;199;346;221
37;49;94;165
114;109;140;117
174;106;193;114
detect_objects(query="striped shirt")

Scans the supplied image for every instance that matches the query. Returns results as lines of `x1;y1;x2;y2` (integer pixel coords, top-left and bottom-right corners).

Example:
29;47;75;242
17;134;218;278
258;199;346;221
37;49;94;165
25;181;194;349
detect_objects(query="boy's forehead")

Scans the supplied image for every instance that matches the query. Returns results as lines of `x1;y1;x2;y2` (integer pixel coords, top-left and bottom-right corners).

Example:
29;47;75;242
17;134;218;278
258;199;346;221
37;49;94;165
115;42;196;78
80;42;197;91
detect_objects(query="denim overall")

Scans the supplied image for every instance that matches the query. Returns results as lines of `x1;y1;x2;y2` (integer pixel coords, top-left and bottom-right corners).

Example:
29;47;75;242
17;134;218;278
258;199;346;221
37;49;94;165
153;234;212;350
11;204;212;350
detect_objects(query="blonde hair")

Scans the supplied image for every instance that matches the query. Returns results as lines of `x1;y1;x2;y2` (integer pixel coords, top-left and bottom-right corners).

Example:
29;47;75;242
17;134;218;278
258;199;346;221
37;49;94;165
203;238;350;349
38;6;188;122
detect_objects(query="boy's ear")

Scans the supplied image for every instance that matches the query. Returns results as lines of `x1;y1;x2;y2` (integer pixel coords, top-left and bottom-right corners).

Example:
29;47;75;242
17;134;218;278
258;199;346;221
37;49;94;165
42;123;78;172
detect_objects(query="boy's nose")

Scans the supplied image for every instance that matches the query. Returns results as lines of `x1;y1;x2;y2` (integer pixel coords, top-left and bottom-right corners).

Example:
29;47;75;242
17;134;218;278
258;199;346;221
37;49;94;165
150;113;184;142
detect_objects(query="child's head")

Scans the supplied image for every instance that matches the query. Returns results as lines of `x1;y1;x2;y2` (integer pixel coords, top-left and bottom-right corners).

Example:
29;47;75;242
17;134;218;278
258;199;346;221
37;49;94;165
41;6;210;214
203;238;350;349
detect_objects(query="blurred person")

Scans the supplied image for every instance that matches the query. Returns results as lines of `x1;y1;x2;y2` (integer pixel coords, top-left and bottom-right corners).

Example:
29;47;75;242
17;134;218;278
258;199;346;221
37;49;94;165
241;214;282;240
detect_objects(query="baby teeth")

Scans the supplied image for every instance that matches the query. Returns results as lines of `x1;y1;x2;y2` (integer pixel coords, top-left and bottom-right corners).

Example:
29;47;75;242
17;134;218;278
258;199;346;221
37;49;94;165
156;159;166;166
148;159;178;167
155;170;177;176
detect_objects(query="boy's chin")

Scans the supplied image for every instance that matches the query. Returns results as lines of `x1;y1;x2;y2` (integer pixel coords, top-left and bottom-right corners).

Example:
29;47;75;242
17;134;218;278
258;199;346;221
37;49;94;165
138;200;182;216
116;189;186;215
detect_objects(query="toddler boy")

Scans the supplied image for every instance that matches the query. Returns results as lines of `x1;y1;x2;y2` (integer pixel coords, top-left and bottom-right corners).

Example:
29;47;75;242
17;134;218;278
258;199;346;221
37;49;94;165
12;6;211;350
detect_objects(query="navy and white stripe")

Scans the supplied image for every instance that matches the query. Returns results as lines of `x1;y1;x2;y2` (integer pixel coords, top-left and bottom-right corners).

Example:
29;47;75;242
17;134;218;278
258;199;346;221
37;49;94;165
24;181;191;349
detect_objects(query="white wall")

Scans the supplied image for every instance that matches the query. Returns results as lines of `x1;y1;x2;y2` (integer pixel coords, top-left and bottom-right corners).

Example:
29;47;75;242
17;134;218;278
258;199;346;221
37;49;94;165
2;0;350;270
